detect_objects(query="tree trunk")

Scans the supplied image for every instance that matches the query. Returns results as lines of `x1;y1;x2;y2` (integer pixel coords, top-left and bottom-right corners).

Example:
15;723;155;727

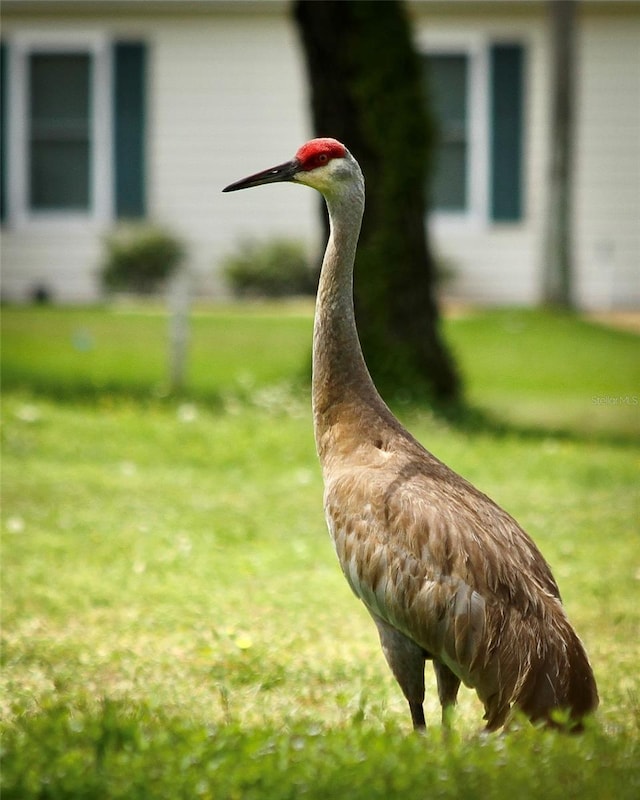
294;0;461;405
543;0;577;307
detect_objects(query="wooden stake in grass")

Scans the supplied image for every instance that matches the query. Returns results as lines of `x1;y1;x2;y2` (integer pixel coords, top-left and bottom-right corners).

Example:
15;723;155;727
168;267;191;394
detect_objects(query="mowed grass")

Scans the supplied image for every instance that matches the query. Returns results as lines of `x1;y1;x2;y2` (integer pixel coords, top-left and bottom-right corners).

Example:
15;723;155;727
1;304;639;799
0;302;314;401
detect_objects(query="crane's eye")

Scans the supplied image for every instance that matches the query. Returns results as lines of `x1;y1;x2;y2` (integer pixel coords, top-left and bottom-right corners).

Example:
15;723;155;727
298;147;340;172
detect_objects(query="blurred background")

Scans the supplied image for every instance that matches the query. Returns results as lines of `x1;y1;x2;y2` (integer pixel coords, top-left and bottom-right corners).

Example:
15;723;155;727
1;0;638;310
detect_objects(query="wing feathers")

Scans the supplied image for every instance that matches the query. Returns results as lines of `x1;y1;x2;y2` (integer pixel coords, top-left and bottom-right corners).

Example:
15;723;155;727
324;447;598;726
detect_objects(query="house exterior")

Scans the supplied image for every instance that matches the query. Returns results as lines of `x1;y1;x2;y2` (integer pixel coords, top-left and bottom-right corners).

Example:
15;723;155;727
1;0;638;308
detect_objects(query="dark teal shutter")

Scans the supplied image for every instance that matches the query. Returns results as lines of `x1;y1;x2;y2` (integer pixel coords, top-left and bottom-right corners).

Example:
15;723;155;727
490;44;524;222
113;42;146;218
1;42;8;222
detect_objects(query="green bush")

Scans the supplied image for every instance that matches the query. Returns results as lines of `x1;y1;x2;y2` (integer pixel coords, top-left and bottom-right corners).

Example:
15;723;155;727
223;238;317;298
101;225;184;295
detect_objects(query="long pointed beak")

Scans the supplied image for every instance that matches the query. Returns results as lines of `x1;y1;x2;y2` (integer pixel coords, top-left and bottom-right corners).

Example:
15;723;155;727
222;158;300;192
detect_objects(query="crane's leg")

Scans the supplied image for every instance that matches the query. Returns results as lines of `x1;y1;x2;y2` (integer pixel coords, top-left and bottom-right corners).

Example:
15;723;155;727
372;615;427;730
433;661;461;729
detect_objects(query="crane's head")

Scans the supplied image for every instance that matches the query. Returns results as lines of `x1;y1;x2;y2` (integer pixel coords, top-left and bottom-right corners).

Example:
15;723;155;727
222;138;356;196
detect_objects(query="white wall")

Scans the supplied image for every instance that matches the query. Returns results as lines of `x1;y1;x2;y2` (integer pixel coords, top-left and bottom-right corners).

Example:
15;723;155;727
2;1;638;308
148;10;317;296
412;0;640;309
1;4;317;302
574;7;640;309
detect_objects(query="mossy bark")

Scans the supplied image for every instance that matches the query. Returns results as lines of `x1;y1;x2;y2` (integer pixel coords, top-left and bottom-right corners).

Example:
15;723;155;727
295;0;461;405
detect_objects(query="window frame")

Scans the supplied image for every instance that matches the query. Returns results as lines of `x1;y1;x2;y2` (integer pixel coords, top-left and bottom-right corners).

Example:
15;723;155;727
417;33;491;231
7;31;113;228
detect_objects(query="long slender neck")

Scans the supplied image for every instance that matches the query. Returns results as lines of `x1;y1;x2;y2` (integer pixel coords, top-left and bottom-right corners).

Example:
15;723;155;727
312;177;392;455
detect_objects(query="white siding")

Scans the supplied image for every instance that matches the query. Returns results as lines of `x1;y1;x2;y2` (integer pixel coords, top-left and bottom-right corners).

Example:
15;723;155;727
573;8;640;309
1;223;103;302
148;12;316;296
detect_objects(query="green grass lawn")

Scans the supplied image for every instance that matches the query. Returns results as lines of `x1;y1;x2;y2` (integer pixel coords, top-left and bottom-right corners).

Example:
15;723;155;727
1;304;639;799
0;302;315;401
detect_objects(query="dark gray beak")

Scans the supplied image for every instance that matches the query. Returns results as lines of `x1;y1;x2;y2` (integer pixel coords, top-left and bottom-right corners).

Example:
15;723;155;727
222;158;300;192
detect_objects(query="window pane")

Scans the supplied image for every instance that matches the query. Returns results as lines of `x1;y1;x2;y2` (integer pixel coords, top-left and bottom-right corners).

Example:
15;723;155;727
433;142;467;210
29;53;91;210
31;141;90;209
423;54;468;211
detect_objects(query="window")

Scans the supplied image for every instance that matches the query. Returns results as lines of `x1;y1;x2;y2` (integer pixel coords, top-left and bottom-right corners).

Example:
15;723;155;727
424;53;469;212
2;35;146;226
421;41;524;224
29;52;92;211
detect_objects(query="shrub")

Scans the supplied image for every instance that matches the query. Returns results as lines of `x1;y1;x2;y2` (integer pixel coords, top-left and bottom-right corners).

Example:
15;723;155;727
223;239;317;298
101;225;184;295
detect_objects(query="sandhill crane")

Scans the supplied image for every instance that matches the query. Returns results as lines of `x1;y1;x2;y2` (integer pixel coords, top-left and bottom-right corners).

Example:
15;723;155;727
223;138;599;732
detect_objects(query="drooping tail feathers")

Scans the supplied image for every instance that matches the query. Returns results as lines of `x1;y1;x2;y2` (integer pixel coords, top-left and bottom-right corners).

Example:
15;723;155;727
478;602;598;731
